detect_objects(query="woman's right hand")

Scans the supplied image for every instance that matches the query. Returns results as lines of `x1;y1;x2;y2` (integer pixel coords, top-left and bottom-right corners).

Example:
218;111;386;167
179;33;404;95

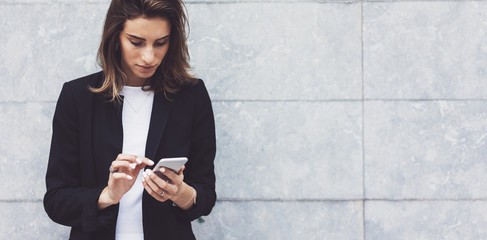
98;154;154;209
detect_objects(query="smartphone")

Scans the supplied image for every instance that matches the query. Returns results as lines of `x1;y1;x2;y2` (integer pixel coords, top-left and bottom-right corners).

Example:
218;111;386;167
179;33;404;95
153;157;188;181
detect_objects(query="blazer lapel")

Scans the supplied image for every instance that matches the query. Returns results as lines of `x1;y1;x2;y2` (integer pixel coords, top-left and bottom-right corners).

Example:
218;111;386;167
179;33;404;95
93;95;124;183
145;91;171;162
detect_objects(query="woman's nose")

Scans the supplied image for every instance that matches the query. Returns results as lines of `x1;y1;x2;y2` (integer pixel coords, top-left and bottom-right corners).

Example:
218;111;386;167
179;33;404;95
141;47;155;64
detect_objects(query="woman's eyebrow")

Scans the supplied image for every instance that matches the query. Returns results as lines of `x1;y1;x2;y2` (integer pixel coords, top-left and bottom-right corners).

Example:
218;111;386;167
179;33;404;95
156;35;170;41
125;33;170;41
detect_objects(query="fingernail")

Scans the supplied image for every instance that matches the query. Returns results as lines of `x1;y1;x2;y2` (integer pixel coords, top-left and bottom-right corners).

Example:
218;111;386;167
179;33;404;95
142;172;148;178
146;169;153;176
148;160;154;165
127;175;133;180
160;167;165;173
129;163;137;169
141;177;145;183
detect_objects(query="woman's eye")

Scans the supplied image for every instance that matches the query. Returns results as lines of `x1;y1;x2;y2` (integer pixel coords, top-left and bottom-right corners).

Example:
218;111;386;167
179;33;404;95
130;41;142;46
155;41;167;47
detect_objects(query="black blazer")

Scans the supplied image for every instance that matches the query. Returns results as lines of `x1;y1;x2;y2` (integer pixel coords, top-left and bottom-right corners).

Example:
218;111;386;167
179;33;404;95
43;72;216;240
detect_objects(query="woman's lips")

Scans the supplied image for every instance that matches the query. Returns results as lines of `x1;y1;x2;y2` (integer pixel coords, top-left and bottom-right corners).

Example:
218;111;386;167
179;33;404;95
137;65;155;71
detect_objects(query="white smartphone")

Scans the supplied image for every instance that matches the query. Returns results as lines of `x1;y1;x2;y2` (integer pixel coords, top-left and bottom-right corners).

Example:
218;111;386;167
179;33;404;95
153;157;188;181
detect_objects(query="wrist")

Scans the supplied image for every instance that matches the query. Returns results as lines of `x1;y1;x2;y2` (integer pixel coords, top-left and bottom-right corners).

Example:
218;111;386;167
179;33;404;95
172;184;196;210
97;186;119;210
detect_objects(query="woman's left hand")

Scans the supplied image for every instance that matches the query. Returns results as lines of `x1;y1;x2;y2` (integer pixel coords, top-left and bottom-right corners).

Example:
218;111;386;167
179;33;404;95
142;165;195;209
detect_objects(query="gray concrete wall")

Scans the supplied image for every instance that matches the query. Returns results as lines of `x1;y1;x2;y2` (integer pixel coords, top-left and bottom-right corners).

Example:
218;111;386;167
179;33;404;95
1;0;487;239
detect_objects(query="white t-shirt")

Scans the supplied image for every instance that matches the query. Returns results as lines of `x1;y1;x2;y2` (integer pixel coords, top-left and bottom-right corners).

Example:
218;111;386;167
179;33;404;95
115;86;154;240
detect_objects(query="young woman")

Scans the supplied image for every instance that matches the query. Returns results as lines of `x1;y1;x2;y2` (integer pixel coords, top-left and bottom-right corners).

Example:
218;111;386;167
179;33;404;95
43;0;216;239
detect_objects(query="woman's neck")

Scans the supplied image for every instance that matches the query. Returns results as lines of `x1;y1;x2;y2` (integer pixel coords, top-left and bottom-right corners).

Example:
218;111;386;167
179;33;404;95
125;78;146;87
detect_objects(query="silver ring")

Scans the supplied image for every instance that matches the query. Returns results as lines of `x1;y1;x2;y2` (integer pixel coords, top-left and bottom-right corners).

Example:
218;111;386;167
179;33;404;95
159;190;165;197
109;166;117;173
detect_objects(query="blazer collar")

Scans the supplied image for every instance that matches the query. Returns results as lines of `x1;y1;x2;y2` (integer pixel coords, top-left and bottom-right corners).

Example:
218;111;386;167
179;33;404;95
145;91;171;161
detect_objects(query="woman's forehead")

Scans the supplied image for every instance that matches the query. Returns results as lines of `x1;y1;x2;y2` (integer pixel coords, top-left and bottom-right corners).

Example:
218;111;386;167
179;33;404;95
123;17;171;40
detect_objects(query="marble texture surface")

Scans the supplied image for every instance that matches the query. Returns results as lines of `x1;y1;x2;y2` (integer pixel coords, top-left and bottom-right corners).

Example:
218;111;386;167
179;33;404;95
0;202;69;239
0;4;106;102
364;1;487;99
365;101;487;199
187;3;362;100
366;201;487;240
193;201;363;240
214;101;363;199
0;103;54;200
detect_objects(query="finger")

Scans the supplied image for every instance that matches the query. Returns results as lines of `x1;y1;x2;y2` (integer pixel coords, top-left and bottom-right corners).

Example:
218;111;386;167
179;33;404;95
177;165;185;174
110;161;136;173
111;172;134;180
143;170;169;197
148;169;171;188
148;170;178;198
142;178;167;202
139;157;155;166
142;171;172;200
141;176;157;194
116;154;138;162
158;167;183;185
133;157;155;172
116;154;154;171
116;154;150;167
149;169;182;197
115;154;142;171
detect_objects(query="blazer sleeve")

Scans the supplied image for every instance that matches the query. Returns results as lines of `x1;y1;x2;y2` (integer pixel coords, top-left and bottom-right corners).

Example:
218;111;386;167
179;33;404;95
174;80;217;221
43;82;114;232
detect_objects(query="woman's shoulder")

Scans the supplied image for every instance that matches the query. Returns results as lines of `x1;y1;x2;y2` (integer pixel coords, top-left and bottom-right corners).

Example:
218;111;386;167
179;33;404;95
64;71;104;91
176;78;210;100
180;78;208;94
59;71;104;101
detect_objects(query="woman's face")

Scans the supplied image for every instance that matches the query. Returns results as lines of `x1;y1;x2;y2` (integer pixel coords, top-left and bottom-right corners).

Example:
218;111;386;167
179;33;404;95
119;16;171;86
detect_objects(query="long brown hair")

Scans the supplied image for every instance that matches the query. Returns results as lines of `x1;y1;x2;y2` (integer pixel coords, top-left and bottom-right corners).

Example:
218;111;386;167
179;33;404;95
92;0;197;101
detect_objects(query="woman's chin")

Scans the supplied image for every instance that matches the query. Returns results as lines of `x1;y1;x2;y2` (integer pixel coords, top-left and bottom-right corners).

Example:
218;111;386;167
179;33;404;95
136;72;156;80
